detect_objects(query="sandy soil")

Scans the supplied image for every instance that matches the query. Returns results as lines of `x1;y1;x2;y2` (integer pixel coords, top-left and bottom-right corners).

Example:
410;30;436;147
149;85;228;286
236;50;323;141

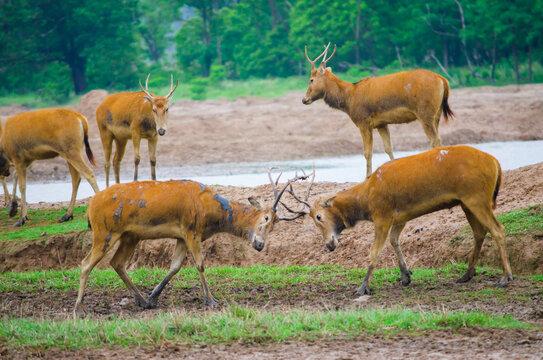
1;83;542;182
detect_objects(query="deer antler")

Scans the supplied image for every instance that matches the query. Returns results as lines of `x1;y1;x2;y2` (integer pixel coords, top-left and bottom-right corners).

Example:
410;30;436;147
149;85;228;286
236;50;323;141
322;43;337;66
268;167;313;220
166;74;179;100
139;73;154;99
305;45;328;70
268;166;315;221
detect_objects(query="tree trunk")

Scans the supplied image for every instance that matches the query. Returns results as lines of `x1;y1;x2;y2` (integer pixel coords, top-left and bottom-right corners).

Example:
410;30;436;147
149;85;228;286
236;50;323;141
443;37;449;69
512;42;520;83
528;44;533;82
355;0;361;64
490;34;497;83
64;40;87;94
268;0;289;32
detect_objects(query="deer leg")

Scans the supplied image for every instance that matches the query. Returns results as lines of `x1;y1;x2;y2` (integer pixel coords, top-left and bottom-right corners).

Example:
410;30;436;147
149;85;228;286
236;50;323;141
65;154;100;194
419;115;442;148
100;132;114;188
74;232;121;318
58;163;81;223
357;221;391;295
132;134;142;182
13;165;28;227
148;136;158;181
456;205;487;283
186;234;219;306
148;238;188;307
110;235;150;309
8;172;18;217
388;223;411;286
113;138;128;185
2;176;10;206
377;126;394;161
359;126;374;178
465;202;513;287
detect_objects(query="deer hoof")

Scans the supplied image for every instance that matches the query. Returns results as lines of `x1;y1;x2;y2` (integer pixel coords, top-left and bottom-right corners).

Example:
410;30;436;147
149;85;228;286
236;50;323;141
204;297;220;307
13;216;28;227
496;274;513;288
356;283;372;295
400;272;412;286
135;296;151;309
147;297;159;309
8;201;17;217
456;269;476;283
57;214;74;223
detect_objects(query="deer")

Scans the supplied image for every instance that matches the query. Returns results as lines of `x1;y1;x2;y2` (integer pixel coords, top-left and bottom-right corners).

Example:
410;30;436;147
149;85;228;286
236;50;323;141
96;74;178;187
0;109;100;227
303;43;454;178
73;169;308;317
0;117;12;206
288;145;513;295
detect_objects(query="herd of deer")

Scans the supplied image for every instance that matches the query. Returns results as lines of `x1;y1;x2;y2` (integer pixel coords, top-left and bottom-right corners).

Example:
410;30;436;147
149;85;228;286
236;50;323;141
0;43;513;318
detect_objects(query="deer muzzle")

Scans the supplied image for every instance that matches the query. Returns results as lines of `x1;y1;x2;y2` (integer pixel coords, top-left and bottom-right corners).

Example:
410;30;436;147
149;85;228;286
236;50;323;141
326;234;338;252
251;235;265;252
302;97;312;105
158;128;166;136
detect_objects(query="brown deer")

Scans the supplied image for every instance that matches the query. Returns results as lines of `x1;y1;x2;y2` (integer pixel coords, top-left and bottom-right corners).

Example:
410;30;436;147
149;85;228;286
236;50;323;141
73;170;307;317
289;146;513;295
303;43;454;178
0;117;12;205
0;109;100;226
96;74;178;187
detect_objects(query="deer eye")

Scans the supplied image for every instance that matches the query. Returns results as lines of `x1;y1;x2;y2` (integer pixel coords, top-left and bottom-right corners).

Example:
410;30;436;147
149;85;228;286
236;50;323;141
264;215;269;222
152;108;157;113
316;214;322;221
310;79;314;83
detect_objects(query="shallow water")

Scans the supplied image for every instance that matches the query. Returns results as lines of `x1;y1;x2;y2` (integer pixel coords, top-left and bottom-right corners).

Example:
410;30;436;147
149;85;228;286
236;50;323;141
14;140;543;203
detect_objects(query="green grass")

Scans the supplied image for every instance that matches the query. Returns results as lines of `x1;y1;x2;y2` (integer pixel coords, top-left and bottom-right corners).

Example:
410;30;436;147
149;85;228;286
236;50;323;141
0;306;532;351
0;263;502;294
0;206;88;242
498;205;543;236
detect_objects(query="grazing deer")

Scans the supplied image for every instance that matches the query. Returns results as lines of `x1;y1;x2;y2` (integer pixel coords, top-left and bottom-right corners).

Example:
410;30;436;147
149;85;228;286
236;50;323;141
96;74;178;187
303;43;454;178
289;146;513;295
73;170;307;317
0;109;100;226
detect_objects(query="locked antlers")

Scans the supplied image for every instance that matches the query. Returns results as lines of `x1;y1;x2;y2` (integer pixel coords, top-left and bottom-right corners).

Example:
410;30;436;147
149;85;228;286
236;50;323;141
268;165;315;221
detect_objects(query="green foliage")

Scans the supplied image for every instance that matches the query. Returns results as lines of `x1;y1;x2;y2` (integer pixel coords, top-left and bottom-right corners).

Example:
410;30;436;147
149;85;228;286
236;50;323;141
39;62;73;104
498;205;543;236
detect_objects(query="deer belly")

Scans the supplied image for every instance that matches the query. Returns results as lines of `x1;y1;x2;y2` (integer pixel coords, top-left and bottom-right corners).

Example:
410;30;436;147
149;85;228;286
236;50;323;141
373;107;417;126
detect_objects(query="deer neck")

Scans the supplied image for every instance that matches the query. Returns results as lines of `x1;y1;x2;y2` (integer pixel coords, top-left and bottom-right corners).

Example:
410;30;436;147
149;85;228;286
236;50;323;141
323;72;353;113
209;195;259;238
333;184;371;229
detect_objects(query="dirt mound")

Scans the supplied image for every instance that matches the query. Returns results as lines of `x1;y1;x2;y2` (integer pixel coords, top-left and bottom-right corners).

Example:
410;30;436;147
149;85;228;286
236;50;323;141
0;104;30;117
2;162;542;275
74;89;109;122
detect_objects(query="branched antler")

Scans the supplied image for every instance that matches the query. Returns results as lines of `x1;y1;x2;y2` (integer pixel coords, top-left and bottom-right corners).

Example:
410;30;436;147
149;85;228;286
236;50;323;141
305;45;328;70
268;167;313;221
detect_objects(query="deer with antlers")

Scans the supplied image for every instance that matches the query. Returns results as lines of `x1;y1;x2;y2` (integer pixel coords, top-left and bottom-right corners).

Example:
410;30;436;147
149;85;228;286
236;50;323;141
96;74;178;187
289;146;513;295
73;169;307;317
303;43;454;178
0;109;100;226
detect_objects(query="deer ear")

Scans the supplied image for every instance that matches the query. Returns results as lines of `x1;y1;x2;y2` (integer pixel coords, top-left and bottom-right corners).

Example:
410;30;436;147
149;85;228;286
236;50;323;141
318;65;326;75
318;196;335;208
248;197;262;210
141;95;153;103
326;67;332;73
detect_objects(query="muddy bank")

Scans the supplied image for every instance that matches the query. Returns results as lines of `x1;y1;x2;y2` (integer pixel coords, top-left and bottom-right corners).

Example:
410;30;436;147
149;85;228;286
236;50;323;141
1;162;542;275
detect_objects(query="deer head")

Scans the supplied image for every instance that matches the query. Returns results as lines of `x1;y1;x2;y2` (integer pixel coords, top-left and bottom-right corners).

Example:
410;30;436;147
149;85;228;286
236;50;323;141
302;43;337;105
139;73;179;136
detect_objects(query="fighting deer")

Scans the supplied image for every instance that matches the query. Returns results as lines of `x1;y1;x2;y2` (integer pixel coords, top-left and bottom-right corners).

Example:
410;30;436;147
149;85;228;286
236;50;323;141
289;146;513;295
303;43;454;177
96;74;178;187
73;170;307;317
0;109;100;226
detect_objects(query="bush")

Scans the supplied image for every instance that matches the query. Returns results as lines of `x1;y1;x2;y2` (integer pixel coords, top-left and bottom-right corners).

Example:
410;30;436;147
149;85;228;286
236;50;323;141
39;62;72;104
188;77;209;100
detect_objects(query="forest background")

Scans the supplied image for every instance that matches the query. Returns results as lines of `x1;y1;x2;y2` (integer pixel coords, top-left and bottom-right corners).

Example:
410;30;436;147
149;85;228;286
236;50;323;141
1;0;542;103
